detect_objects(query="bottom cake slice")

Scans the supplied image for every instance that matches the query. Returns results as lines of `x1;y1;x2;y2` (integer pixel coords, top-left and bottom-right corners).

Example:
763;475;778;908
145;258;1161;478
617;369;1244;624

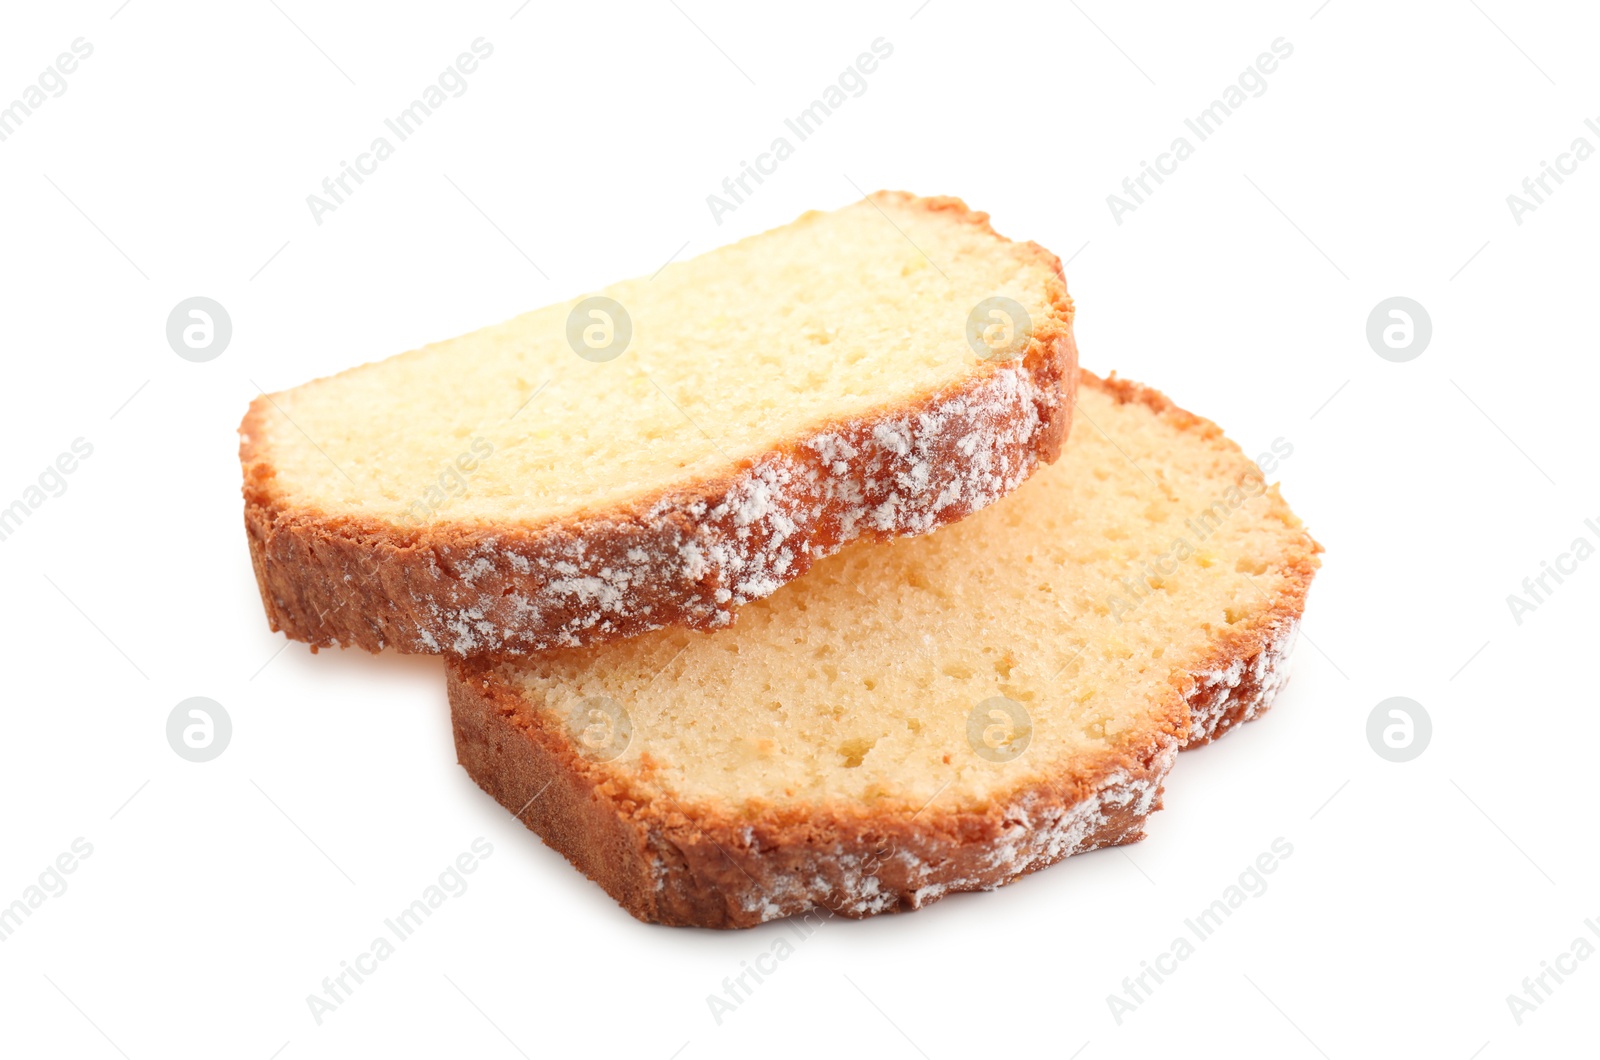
448;371;1321;928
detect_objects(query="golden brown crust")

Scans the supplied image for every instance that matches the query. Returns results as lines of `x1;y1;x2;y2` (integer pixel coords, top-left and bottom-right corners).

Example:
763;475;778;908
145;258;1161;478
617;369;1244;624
451;660;1175;928
446;617;1290;929
242;192;1078;657
1089;372;1323;745
447;371;1323;928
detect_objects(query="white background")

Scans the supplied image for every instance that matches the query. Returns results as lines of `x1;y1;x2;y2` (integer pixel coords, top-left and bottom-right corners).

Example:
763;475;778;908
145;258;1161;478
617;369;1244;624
1;1;1595;1056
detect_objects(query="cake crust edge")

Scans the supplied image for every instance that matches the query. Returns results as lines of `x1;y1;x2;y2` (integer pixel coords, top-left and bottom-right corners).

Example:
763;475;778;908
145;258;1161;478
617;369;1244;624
241;192;1078;658
447;373;1322;928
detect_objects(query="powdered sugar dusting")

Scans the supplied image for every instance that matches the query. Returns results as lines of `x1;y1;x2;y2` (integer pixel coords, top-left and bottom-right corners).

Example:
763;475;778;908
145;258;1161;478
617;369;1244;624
654;623;1299;926
711;736;1179;925
1186;618;1299;744
387;361;1058;655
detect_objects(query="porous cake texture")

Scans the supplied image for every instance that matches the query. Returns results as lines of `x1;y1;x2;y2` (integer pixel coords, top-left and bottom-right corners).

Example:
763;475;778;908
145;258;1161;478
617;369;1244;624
242;193;1076;656
450;372;1321;927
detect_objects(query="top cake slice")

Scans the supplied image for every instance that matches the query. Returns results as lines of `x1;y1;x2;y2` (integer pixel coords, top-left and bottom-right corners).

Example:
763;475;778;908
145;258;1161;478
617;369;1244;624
241;192;1077;655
